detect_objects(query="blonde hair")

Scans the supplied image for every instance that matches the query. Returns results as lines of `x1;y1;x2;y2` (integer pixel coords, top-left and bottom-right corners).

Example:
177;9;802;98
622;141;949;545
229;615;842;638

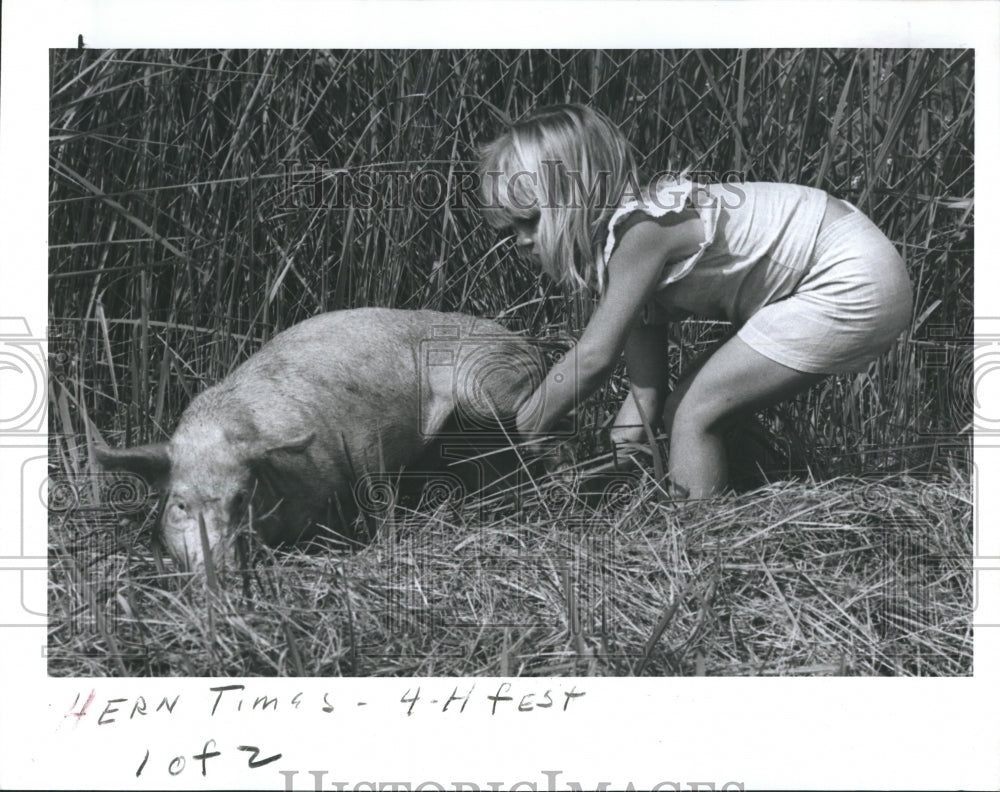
478;104;638;292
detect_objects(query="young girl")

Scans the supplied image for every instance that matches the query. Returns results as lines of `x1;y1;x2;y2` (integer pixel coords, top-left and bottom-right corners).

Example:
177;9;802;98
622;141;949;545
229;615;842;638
478;104;913;498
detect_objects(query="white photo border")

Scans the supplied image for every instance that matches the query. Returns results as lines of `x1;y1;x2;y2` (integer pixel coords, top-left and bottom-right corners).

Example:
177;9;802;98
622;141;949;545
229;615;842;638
2;1;997;789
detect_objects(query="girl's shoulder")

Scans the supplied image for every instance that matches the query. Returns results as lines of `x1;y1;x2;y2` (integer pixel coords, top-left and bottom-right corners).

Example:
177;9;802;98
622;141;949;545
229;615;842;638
597;179;830;292
603;179;825;260
598;179;707;290
602;178;704;264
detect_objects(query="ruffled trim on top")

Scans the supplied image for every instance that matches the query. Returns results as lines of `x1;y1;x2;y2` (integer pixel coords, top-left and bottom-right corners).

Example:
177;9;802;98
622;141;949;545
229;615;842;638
598;178;718;295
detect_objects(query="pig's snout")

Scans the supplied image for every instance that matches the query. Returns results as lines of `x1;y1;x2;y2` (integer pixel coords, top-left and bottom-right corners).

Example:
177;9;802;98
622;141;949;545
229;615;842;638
159;487;252;571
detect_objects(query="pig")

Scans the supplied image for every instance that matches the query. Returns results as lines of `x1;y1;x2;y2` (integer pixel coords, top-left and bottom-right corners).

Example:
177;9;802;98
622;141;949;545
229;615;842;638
95;308;547;570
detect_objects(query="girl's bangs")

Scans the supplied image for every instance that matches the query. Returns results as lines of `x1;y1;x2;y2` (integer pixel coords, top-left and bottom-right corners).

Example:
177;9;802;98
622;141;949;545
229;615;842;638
479;151;541;228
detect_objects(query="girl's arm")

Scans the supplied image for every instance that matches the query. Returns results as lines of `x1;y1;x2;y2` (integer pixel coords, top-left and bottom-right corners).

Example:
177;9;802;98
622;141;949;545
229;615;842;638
610;322;672;444
516;210;702;437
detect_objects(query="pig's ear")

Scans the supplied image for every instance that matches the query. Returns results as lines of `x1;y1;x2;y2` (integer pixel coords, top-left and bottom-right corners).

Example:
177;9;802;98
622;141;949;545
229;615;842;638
94;443;171;483
247;433;314;485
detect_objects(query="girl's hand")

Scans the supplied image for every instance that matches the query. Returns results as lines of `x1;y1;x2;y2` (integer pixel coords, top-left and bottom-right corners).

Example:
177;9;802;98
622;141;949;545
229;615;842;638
515;399;577;472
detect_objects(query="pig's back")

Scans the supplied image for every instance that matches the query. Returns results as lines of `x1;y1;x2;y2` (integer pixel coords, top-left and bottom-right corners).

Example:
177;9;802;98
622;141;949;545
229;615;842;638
223;309;436;471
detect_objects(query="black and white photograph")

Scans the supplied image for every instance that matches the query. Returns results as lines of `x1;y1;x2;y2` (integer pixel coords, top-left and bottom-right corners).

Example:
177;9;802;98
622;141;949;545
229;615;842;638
2;1;998;790
48;47;973;678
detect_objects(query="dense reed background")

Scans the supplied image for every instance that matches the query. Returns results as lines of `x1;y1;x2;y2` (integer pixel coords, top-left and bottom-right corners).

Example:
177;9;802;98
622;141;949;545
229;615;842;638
48;49;973;676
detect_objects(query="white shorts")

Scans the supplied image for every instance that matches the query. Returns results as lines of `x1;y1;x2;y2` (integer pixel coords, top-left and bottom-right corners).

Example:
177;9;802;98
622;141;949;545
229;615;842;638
737;208;913;374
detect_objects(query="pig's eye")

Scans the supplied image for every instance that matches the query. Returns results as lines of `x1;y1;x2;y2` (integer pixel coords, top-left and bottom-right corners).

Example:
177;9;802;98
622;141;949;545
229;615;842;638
166;501;188;519
232;490;250;513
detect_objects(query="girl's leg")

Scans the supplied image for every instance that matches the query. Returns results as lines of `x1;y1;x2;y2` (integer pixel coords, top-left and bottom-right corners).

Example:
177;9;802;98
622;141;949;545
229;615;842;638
666;334;825;498
659;341;722;439
610;323;671;445
614;329;724;445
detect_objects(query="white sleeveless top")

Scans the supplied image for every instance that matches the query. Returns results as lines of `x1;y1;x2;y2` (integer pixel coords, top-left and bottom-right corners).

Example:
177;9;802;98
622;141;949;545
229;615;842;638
600;179;829;327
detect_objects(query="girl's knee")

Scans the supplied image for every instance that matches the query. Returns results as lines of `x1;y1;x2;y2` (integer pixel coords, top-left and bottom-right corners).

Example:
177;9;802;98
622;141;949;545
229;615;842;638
671;392;734;437
660;387;686;437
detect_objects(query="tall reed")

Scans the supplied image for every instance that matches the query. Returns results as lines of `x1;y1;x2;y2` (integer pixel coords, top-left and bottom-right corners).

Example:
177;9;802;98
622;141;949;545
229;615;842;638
49;49;973;475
